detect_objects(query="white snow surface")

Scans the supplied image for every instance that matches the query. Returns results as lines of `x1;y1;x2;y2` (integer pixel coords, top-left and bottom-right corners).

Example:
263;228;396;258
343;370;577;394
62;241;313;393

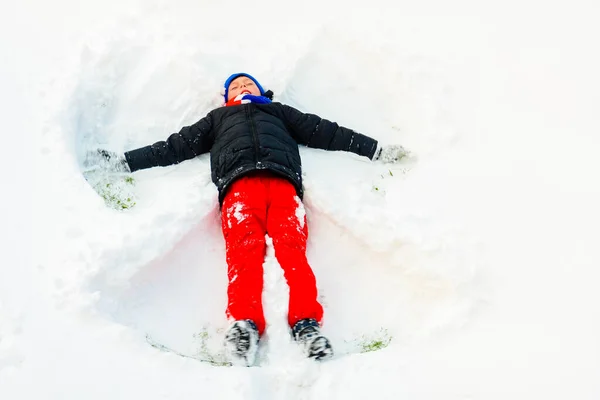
2;0;600;398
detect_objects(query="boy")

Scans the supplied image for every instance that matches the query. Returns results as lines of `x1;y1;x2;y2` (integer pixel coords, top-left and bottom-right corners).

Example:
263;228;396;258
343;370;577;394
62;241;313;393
90;73;407;366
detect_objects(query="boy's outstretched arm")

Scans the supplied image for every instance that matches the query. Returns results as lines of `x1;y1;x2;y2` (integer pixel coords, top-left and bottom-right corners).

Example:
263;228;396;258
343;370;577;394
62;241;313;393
124;114;214;172
280;104;379;160
280;104;409;163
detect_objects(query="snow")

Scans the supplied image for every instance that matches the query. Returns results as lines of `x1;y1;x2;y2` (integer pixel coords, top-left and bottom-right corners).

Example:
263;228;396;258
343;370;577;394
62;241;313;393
2;0;600;399
294;196;306;229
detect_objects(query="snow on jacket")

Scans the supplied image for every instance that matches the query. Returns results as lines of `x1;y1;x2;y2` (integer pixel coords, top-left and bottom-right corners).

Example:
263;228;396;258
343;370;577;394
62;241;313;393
124;102;379;204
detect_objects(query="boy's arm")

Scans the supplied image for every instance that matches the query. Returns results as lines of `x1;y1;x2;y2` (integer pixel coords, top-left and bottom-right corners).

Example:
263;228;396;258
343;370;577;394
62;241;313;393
124;114;214;172
280;104;379;160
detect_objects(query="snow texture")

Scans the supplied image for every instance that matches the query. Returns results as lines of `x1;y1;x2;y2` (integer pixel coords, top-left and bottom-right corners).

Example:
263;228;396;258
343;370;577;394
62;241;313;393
2;0;600;399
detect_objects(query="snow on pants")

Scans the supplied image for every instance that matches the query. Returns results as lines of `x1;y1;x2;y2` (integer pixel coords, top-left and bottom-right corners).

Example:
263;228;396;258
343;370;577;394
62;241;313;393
221;172;323;335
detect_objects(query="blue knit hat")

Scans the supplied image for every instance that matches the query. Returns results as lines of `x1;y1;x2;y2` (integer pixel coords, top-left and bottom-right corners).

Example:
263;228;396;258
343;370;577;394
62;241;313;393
224;73;265;101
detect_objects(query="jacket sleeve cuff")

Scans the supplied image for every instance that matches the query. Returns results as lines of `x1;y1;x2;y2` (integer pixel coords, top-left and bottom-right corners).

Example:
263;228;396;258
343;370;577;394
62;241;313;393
124;146;157;172
372;142;382;160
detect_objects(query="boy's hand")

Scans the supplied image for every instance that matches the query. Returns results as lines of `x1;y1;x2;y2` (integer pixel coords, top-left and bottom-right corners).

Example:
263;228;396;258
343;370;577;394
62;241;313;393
374;144;410;163
83;149;131;173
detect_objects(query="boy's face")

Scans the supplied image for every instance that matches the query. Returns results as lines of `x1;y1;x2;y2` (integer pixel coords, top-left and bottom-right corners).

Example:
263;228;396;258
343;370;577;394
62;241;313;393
227;76;261;101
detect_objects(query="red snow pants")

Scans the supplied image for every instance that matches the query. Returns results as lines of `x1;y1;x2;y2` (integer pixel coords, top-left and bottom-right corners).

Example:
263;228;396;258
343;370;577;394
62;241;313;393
221;172;323;335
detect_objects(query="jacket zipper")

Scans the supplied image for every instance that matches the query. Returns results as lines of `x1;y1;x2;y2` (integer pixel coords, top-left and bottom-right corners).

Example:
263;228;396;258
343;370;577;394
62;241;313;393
246;104;262;167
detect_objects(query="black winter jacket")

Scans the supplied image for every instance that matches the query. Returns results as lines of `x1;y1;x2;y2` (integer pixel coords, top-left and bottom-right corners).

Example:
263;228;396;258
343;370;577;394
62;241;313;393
124;102;379;204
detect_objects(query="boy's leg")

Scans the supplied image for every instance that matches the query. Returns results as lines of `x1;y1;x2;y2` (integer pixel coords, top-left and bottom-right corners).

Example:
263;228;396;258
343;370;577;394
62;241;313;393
265;177;324;328
221;176;269;335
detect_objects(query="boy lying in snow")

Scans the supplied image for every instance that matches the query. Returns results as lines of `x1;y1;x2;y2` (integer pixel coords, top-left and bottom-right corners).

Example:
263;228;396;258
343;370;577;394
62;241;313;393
88;73;408;366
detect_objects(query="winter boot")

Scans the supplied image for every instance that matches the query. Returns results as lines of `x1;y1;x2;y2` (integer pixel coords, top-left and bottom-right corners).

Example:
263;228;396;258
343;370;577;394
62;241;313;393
224;319;259;367
292;318;334;361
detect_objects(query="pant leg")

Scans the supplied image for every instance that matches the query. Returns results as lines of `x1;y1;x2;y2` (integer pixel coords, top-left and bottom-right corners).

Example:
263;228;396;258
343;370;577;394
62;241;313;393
265;177;324;328
221;176;269;335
